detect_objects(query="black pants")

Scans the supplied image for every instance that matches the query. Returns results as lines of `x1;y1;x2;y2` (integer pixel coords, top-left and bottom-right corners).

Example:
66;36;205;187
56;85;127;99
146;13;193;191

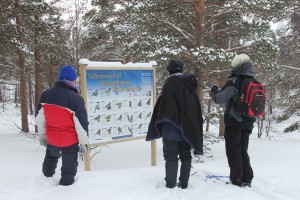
163;139;192;187
42;143;79;186
225;120;254;186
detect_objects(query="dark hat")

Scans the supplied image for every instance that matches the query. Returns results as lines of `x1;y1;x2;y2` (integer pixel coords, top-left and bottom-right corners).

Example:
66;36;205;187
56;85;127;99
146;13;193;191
59;65;77;81
166;59;184;74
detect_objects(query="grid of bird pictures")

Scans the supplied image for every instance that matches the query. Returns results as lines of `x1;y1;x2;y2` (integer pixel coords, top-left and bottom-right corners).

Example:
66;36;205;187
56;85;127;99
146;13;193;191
87;88;153;142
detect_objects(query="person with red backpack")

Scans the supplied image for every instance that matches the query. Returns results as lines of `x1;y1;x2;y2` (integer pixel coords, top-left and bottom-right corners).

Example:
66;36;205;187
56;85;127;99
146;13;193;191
210;54;266;188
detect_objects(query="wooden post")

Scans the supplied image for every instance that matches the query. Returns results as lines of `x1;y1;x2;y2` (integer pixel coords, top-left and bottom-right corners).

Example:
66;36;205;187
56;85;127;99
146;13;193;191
84;145;91;171
151;140;157;166
79;63;91;171
79;64;87;104
151;63;157;166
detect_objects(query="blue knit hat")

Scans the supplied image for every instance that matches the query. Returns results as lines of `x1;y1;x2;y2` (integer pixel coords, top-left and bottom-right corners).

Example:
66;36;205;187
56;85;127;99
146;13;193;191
59;65;77;81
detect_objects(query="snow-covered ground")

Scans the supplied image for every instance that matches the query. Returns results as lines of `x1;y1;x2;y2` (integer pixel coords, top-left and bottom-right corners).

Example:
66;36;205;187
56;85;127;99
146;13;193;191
0;105;299;200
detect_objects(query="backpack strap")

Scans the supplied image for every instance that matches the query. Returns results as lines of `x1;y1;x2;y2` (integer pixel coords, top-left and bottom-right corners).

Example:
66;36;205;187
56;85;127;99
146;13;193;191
231;76;244;102
236;76;244;92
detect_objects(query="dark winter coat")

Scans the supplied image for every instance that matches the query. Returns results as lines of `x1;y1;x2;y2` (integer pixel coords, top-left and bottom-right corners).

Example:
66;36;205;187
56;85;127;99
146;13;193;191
146;74;203;155
35;80;89;147
211;63;256;123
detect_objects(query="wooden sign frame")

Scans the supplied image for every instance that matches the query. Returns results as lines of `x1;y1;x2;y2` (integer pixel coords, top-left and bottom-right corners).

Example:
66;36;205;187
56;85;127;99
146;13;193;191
79;59;157;171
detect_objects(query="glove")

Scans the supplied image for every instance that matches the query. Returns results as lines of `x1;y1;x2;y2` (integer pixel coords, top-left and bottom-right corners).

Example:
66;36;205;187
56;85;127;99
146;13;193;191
210;85;218;96
79;144;88;157
39;134;47;147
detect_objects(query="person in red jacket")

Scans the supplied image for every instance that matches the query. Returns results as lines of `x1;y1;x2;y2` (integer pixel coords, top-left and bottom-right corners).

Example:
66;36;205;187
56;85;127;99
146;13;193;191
35;65;89;186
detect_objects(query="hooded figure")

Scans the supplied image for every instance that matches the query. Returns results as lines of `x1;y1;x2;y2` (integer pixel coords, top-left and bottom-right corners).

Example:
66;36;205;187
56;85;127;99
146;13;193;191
230;54;254;77
146;59;203;189
210;54;256;188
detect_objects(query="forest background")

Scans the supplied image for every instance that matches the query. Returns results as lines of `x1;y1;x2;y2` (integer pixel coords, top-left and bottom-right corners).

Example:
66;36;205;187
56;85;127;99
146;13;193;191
0;0;299;137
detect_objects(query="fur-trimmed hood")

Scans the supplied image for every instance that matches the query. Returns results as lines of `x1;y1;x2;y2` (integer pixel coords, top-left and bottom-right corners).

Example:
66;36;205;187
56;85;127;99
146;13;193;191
230;54;254;77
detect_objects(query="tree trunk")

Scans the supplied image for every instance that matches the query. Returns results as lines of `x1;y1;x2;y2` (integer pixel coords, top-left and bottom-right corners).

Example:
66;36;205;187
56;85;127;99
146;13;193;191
74;0;80;72
0;84;2;102
206;98;211;132
28;73;33;115
215;0;227;137
218;71;227;136
194;0;206;106
15;0;29;133
47;64;55;87
14;85;18;105
34;15;42;113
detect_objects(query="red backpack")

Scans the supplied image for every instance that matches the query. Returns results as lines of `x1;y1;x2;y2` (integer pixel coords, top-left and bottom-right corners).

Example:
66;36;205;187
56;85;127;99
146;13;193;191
235;77;266;117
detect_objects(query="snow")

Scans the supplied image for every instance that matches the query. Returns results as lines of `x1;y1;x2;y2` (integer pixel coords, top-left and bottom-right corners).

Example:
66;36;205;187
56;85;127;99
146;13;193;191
0;105;300;200
78;59;157;68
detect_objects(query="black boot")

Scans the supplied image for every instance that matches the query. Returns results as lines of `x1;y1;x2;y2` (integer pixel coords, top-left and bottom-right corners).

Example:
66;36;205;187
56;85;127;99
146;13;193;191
178;181;188;189
241;182;251;188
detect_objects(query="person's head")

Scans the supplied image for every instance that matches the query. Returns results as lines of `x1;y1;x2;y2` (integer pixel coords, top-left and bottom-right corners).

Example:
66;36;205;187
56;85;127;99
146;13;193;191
166;59;184;75
58;65;77;82
230;54;253;76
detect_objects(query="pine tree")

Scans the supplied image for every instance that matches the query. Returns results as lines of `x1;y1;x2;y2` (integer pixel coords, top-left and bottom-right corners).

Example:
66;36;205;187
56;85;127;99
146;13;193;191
119;0;281;135
0;0;73;132
81;0;128;62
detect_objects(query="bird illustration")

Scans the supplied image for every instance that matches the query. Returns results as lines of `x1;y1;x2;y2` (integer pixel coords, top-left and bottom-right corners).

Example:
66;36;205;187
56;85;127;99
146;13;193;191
138;112;142;119
145;112;152;120
104;102;111;110
136;124;142;131
94;102;100;113
105;88;111;95
129;101;132;108
146;98;151;105
138;99;142;107
94;115;101;122
107;127;112;135
92;89;99;97
127;115;133;123
94;129;101;136
117;114;122;121
105;115;111;122
117;127;122;134
116;102;122;109
128;126;133;134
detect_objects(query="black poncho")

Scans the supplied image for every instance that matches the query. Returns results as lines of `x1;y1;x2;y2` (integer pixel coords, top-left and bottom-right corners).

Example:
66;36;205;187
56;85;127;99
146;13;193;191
146;74;203;155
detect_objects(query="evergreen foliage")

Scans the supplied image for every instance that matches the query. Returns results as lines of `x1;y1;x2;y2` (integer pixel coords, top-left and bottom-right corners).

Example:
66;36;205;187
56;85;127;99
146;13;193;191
0;0;299;134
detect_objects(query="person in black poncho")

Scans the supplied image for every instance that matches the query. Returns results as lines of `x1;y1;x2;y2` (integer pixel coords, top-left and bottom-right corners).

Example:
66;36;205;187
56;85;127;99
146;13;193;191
146;59;203;189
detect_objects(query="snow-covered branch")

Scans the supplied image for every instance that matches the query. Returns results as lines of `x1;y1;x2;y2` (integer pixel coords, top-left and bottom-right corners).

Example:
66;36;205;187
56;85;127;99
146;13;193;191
149;14;195;47
278;65;300;71
225;44;253;52
203;8;243;28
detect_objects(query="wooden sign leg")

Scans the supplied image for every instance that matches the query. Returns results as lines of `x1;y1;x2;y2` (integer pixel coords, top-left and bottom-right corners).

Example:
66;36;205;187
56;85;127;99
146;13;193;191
84;145;91;171
151;140;157;166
